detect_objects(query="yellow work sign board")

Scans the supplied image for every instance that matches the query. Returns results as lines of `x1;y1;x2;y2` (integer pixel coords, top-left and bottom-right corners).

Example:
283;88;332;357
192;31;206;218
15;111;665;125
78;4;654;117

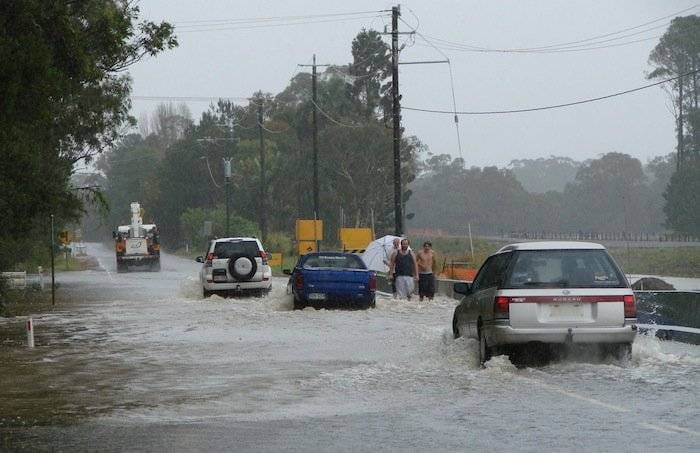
297;240;318;256
58;230;73;245
268;253;283;267
296;220;323;241
339;228;373;253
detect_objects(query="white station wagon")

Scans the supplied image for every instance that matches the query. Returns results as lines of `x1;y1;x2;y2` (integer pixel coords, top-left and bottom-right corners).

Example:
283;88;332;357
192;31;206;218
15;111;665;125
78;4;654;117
452;242;637;365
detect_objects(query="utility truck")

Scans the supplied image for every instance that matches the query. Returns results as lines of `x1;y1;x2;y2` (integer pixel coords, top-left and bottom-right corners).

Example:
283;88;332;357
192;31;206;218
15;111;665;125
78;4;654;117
113;202;161;272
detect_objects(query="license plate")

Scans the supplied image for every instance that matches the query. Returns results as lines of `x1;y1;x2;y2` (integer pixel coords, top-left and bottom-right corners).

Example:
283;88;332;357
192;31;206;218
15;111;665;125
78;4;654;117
308;293;326;300
213;275;228;282
550;304;583;317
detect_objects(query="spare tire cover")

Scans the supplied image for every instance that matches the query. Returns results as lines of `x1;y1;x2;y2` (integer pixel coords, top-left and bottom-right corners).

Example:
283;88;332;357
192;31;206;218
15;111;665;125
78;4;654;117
228;253;257;281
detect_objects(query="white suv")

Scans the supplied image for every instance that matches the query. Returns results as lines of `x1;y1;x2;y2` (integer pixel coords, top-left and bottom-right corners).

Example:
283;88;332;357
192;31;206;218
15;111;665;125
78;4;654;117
196;237;272;297
452;242;637;365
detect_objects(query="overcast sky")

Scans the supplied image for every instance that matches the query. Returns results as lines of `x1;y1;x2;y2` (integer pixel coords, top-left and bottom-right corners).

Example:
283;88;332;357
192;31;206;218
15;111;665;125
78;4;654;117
129;0;695;168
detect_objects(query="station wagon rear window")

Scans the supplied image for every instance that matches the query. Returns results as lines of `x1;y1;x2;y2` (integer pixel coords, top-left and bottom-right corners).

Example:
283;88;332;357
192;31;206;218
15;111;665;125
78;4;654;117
213;241;259;258
303;254;366;269
503;249;626;289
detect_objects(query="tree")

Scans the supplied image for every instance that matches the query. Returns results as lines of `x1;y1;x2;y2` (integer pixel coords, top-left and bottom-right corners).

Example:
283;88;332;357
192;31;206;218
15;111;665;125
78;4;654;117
564;153;658;232
508;156;580;193
664;160;700;235
349;29;391;119
648;15;700;169
0;0;176;270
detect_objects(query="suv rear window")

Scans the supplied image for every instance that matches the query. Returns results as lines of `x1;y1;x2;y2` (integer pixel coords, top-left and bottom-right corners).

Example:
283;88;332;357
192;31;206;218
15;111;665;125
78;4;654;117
504;249;626;289
213;241;260;258
302;254;366;269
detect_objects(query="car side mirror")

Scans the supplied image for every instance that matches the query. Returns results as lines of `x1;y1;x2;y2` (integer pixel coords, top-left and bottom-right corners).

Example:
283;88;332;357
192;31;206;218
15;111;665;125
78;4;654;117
454;282;472;295
195;256;204;263
282;269;292;275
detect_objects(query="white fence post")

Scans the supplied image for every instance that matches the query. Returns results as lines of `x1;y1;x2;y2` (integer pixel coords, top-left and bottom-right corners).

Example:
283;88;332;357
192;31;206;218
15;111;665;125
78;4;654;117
26;318;35;348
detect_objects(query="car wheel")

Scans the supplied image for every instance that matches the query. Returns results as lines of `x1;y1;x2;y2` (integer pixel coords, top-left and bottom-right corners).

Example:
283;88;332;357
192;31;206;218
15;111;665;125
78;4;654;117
203;289;212;298
293;296;305;310
452;313;461;339
478;323;492;367
607;342;632;361
151;260;161;272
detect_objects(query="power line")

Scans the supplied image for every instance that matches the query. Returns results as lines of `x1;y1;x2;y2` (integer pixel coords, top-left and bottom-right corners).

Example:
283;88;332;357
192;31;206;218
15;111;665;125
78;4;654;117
309;98;364;128
399;16;463;159
175;14;387;33
403;69;699;115
173;10;389;26
201;156;223;189
415;4;697;54
131;95;250;102
418;34;663;55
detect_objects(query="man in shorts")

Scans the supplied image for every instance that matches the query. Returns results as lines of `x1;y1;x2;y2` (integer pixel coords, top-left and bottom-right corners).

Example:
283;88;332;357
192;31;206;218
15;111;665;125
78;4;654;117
389;238;418;300
384;237;401;298
416;241;436;301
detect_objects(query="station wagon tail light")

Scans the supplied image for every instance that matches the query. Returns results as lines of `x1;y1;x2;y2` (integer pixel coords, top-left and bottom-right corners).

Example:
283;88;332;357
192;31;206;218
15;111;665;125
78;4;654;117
294;273;304;290
623;294;636;318
494;296;510;318
369;273;377;291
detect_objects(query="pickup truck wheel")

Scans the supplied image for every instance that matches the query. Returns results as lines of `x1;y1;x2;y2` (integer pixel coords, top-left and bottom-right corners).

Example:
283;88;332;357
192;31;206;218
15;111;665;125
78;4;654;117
293;297;305;310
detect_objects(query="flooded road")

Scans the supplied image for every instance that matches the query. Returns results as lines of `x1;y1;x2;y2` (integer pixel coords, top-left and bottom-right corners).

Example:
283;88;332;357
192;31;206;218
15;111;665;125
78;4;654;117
1;243;699;451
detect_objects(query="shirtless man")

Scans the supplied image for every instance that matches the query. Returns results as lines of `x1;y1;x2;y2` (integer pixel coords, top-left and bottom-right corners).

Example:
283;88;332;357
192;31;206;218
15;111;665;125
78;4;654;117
415;241;436;301
383;238;401;299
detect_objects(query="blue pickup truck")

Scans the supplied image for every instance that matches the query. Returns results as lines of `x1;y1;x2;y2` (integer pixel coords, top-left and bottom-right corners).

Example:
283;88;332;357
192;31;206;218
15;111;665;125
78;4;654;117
284;252;377;310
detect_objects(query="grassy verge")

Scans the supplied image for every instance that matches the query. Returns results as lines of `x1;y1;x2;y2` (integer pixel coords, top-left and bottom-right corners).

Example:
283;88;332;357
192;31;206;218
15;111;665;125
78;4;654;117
55;255;99;272
411;235;501;269
609;247;700;278
0;287;54;318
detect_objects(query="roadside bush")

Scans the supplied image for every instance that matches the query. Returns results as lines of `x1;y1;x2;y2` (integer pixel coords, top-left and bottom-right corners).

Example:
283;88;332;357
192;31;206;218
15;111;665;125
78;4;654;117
264;232;294;255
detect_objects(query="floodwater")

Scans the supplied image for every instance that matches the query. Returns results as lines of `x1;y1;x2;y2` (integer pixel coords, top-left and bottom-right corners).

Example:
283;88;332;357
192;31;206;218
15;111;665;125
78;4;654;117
1;243;698;451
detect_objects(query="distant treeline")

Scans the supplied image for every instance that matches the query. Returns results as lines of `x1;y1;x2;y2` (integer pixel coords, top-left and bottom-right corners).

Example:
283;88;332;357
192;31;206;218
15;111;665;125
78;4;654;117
407;152;676;236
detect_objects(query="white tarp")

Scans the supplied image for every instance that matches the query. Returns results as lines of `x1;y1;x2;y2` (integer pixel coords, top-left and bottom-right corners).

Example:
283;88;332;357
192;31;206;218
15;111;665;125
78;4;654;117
361;235;404;273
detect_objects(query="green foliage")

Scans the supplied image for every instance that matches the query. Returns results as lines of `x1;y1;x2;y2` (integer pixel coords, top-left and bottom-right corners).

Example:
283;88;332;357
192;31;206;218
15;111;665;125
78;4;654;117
0;0;176;270
408;152;665;234
265;232;294;255
180;206;259;250
508;156;580;193
664;160;700;236
91;29;421;249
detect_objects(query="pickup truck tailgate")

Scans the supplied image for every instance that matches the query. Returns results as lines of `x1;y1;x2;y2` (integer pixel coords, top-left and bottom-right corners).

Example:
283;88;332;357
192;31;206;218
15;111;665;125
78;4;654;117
303;269;370;294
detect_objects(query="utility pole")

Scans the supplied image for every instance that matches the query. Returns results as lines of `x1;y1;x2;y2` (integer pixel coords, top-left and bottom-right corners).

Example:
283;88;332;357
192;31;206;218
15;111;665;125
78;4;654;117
298;56;330;224
678;74;685;173
50;214;55;306
312;54;319;222
391;5;403;236
224;158;231;236
257;101;267;243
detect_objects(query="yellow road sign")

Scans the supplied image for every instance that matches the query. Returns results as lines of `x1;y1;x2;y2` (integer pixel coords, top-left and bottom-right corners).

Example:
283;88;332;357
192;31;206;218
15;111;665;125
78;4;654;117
269;253;283;267
297;240;317;255
58;230;73;245
339;228;373;253
296;220;323;241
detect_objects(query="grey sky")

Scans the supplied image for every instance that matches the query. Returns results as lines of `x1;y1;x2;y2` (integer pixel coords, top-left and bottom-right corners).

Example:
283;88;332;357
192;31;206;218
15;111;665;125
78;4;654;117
129;0;694;168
